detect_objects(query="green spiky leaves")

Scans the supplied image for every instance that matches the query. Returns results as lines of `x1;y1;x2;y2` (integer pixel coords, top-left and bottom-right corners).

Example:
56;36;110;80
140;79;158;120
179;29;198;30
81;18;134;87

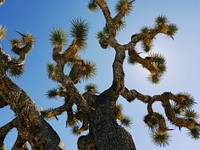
47;62;56;79
155;15;178;39
88;0;99;12
7;57;24;78
46;88;58;99
70;18;89;49
10;38;21;47
116;19;126;31
21;33;35;45
152;53;166;74
147;53;166;84
115;103;132;127
115;0;133;16
151;131;170;147
0;25;6;40
50;28;67;47
144;115;159;130
167;24;178;39
145;113;171;147
147;74;161;84
81;61;96;80
127;56;137;65
176;93;196;109
189;127;200;139
183;109;199;120
140;26;151;34
85;83;98;93
8;64;24;78
172;93;198;121
120;116;132;127
96;26;110;49
155;15;169;26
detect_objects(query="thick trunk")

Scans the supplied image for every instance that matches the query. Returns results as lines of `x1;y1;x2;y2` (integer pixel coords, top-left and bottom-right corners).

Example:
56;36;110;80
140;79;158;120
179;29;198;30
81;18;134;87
0;74;66;150
78;89;136;150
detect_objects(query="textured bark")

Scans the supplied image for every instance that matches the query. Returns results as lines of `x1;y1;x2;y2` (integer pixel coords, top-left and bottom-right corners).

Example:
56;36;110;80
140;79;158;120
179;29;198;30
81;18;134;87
91;89;136;150
78;89;136;150
0;71;66;149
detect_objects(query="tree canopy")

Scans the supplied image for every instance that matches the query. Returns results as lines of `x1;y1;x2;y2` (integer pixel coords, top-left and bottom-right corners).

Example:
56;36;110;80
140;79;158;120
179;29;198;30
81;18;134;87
0;0;200;150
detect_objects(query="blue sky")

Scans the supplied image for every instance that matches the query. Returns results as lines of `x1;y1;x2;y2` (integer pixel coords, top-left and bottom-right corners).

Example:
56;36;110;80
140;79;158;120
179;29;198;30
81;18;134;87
0;0;200;149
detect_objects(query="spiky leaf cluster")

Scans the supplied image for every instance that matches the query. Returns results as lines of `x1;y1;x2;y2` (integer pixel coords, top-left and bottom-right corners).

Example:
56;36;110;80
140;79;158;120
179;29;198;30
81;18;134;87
151;131;170;147
10;38;21;48
81;61;96;80
155;15;168;26
116;19;126;31
167;24;178;38
144;115;159;130
147;68;165;84
183;109;199;120
147;73;162;84
50;28;67;47
88;0;99;12
127;56;137;65
115;104;132;127
147;53;166;84
47;62;56;79
155;16;178;39
140;26;151;34
8;64;24;78
176;93;196;109
189;127;200;139
142;42;152;53
115;0;133;15
151;53;166;74
120;116;132;127
70;18;88;49
96;26;110;49
172;94;197;124
0;25;6;40
141;29;153;52
46;88;58;99
115;104;123;120
22;33;34;44
85;83;98;93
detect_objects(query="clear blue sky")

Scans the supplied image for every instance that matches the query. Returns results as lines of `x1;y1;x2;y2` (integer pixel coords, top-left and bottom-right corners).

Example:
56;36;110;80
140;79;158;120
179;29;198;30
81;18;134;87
0;0;200;149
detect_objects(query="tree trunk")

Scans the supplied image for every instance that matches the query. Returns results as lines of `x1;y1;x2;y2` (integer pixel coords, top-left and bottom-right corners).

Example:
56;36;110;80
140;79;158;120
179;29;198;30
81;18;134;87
0;74;66;150
78;89;136;150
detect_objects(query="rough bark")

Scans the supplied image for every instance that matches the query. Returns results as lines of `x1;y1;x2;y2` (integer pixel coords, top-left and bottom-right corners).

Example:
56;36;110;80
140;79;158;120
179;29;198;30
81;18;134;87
0;38;66;149
91;89;136;150
78;89;136;150
0;74;66;150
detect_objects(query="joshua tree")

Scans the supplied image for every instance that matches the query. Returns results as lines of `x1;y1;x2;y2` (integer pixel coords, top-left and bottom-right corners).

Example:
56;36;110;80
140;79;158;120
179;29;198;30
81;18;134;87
0;0;199;150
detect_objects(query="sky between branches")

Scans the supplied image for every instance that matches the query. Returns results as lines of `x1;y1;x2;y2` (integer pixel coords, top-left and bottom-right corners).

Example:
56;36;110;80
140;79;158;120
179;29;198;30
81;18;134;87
0;0;200;149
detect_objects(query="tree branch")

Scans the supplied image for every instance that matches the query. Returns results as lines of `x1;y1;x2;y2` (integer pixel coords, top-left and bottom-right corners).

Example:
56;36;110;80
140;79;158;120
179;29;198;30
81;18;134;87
0;119;15;149
12;133;28;150
121;87;199;130
96;0;116;37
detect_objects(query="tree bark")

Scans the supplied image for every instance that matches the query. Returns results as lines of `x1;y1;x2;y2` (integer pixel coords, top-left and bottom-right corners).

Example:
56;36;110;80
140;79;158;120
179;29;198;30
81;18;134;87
78;89;136;150
0;74;66;150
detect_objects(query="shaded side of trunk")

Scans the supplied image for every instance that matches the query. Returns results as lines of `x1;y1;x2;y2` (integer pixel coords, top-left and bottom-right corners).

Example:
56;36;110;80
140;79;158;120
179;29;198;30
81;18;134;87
89;89;136;150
